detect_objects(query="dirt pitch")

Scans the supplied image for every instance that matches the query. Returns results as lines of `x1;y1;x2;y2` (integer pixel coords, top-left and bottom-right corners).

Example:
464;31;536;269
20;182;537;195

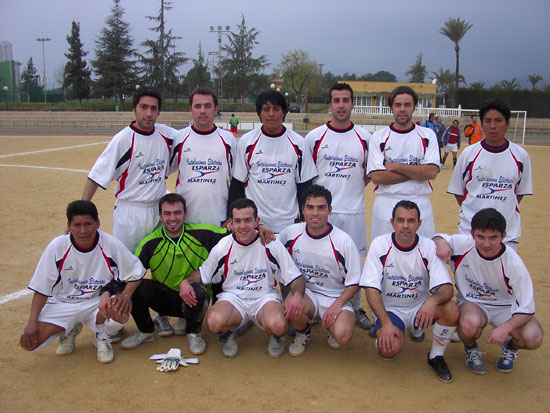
0;132;548;412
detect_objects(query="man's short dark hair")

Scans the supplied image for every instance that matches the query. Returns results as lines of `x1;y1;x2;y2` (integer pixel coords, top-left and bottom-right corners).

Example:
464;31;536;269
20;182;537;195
189;87;218;107
471;208;506;235
256;90;288;119
66;200;98;223
301;184;332;208
388;86;418;107
158;193;187;214
479;99;511;123
471;114;477;120
428;112;435;120
132;88;162;111
229;198;258;219
392;200;421;220
329;83;354;102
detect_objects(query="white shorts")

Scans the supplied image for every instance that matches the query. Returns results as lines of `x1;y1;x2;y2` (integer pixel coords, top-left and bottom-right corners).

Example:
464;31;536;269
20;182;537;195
35;296;101;350
458;301;512;328
383;300;426;330
305;289;353;320
113;199;160;252
444;143;458;153
370;194;435;243
217;291;282;331
329;212;368;257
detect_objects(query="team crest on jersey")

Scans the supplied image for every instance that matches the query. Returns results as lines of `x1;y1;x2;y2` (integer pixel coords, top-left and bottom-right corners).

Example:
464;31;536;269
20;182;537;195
135;152;144;158
386;274;422;298
321;144;330;149
255;149;264;155
475;174;512;201
184;147;192;152
235;267;267;291
230;259;238;264
464;274;498;300
66;276;108;299
257;161;292;185
139;159;166;184
187;159;220;183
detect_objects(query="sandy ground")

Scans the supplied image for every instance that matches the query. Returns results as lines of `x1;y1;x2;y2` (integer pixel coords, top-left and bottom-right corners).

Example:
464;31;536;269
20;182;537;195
0;132;549;412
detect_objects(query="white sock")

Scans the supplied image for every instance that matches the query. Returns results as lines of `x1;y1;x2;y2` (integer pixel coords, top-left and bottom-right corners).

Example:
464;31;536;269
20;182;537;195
429;323;457;359
96;319;126;340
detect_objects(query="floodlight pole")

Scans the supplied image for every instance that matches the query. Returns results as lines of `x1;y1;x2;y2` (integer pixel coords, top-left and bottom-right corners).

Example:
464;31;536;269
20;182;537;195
209;25;231;111
36;37;51;103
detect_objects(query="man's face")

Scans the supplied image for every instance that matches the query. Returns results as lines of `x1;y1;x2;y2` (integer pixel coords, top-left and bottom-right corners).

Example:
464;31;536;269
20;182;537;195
471;115;478;123
472;228;505;258
133;96;160;131
159;201;186;237
231;207;260;244
391;93;415;127
190;94;217;131
429;114;435;122
259;102;285;134
391;207;421;247
436;116;442;124
303;196;331;235
329;89;354;125
481;109;509;144
68;215;99;249
453;120;459;128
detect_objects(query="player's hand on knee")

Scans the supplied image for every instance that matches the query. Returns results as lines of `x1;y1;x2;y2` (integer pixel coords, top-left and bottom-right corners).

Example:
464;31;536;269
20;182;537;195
112;294;132;315
179;280;197;307
20;323;39;351
98;292;113;320
322;304;341;328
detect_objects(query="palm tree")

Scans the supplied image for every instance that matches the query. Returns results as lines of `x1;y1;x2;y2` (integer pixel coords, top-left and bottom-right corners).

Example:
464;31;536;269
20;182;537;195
431;67;465;95
497;78;520;91
528;74;543;90
405;53;427;83
469;81;485;91
439;17;473;100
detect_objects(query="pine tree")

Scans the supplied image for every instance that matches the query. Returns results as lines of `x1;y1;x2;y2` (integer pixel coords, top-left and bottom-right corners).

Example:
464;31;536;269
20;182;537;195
21;57;43;101
92;0;137;109
63;21;92;109
220;15;267;111
139;0;186;98
182;42;211;95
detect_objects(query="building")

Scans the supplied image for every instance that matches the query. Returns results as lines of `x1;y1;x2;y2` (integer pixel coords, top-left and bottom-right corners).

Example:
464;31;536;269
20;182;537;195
339;80;437;108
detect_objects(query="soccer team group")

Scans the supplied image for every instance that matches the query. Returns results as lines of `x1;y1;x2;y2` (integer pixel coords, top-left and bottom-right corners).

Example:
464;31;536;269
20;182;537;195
19;83;543;383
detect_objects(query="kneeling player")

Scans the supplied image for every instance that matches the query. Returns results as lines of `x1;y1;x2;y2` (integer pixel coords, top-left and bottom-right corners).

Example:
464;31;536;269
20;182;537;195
433;208;543;374
180;198;305;358
361;200;459;383
279;185;361;356
20;201;145;363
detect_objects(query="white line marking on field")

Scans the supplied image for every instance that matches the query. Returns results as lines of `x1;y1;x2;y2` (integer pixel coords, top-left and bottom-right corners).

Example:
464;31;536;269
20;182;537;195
0;164;89;173
0;141;109;159
0;288;32;305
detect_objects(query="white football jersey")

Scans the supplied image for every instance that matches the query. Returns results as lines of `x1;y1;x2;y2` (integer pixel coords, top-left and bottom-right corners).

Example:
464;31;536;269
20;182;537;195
29;230;146;303
306;122;370;214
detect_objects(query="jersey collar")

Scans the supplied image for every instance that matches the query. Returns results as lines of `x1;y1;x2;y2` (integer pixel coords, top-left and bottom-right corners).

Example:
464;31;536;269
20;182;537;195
232;232;260;246
481;139;509;153
392;233;419;251
476;243;506;261
191;124;217;135
327;121;354;133
389;123;415;134
306;223;333;239
70;232;100;252
261;125;286;137
130;121;156;136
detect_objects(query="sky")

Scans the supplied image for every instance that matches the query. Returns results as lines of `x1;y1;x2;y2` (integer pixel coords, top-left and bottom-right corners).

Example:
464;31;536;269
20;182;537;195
1;0;549;90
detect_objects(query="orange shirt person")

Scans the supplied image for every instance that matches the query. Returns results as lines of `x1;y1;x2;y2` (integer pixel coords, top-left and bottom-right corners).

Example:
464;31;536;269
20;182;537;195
464;115;483;145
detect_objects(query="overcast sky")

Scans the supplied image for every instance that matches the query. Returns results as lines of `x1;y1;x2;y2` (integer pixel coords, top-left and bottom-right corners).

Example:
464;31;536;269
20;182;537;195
1;0;549;90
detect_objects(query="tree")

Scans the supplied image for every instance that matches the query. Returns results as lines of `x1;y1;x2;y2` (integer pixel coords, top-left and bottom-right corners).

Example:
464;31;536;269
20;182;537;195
406;53;427;83
220;15;268;110
469;81;485;90
496;78;520;91
528;73;544;91
63;21;92;109
279;49;318;112
139;0;186;98
431;67;465;95
21;57;43;100
439;17;473;99
92;0;137;109
182;42;211;96
363;70;397;82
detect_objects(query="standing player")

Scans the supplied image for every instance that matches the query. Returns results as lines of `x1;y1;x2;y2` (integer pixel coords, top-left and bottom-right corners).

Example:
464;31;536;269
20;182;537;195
279;185;362;356
367;86;440;242
82;88;175;253
20;201;145;363
170;88;237;227
441;119;461;168
447;100;532;247
229;113;239;135
422;112;437;133
180;198;305;358
433;208;543;374
120;193;228;355
361;201;458;383
464;114;483;145
305;83;371;329
434;115;445;163
229;90;317;234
